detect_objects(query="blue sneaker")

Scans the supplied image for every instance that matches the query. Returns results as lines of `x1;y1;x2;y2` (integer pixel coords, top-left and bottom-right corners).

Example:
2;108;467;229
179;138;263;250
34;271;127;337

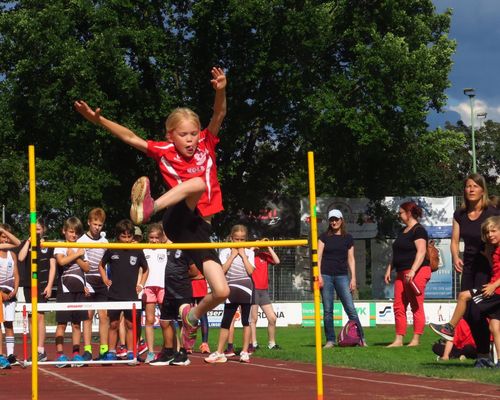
56;354;70;368
101;352;117;361
71;354;84;368
0;355;11;369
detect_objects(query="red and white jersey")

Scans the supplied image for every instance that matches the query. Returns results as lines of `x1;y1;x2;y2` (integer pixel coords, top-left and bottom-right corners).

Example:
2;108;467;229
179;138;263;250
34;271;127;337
252;251;275;290
147;128;223;217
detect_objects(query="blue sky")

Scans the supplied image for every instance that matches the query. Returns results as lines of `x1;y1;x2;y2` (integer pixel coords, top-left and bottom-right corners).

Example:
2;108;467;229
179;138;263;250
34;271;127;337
431;0;500;128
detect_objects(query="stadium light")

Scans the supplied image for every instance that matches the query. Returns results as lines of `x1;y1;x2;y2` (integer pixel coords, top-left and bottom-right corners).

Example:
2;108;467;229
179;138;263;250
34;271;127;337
477;112;487;128
463;88;477;173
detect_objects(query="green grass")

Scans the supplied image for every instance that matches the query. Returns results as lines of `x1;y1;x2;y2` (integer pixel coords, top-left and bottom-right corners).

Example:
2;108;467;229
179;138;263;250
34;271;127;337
155;325;500;386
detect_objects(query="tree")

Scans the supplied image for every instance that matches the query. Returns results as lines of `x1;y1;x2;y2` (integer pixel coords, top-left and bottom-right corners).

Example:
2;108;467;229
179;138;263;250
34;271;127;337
0;0;458;237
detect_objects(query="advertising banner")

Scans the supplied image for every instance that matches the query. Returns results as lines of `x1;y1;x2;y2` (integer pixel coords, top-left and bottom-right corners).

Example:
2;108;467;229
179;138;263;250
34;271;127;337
207;303;302;328
302;302;376;327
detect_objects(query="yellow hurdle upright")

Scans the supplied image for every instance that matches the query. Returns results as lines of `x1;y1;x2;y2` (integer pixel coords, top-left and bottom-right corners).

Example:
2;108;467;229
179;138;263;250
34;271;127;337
308;151;323;400
28;145;39;400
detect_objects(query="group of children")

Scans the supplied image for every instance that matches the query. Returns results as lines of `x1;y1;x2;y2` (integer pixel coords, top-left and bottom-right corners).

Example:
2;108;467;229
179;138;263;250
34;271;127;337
1;66;281;369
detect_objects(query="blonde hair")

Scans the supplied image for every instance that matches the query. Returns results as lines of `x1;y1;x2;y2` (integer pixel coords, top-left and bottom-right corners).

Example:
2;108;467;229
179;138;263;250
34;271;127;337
147;223;164;237
63;217;83;236
165;108;201;135
230;224;248;240
481;216;500;243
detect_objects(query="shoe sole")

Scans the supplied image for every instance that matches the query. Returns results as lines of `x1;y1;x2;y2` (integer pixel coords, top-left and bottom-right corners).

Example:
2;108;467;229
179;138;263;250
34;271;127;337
130;177;149;224
171;359;191;366
224;352;236;357
150;360;174;366
204;358;227;364
429;325;453;341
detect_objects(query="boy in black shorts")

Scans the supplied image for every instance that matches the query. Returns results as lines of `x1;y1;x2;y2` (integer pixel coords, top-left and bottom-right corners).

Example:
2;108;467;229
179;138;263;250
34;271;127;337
53;217;89;368
99;219;148;361
151;242;196;366
77;208;109;361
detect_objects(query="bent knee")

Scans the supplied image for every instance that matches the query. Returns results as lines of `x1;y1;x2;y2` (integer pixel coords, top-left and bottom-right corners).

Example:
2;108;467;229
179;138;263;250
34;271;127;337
213;285;230;302
191;177;206;193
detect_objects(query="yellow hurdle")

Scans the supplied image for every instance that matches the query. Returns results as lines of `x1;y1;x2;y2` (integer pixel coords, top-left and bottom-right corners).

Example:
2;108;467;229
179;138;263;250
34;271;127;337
28;146;39;400
41;239;308;250
308;151;324;400
29;144;320;399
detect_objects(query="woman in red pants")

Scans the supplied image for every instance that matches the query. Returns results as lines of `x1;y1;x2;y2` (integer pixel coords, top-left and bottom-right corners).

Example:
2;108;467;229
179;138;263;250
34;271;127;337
384;201;431;347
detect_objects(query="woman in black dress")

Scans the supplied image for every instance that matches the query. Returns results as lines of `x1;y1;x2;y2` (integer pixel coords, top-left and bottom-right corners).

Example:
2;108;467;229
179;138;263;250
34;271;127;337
451;173;499;367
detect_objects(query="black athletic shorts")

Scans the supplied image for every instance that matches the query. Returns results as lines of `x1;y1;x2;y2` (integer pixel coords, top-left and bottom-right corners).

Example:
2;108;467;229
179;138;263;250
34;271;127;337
107;298;141;323
55;292;89;324
23;286;50;310
162;200;221;272
86;286;108;302
160;297;192;321
470;289;500;319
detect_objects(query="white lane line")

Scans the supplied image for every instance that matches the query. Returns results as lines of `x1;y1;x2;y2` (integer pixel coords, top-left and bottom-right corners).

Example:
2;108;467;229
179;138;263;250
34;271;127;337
252;362;500;398
192;355;500;399
40;368;129;400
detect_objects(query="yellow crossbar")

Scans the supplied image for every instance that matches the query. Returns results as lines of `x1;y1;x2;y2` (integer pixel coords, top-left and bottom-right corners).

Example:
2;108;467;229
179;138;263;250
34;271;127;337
41;239;308;250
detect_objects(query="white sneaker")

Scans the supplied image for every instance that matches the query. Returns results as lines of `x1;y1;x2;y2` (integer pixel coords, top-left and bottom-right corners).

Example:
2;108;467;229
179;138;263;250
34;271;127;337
204;352;227;364
323;341;335;348
239;351;250;363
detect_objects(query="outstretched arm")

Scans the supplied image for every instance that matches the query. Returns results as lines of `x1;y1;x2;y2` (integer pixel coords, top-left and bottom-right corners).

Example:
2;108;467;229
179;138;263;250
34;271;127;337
206;67;227;136
74;100;148;153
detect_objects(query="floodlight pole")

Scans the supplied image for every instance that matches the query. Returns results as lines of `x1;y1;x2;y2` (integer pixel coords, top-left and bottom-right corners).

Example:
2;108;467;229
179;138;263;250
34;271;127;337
464;88;477;173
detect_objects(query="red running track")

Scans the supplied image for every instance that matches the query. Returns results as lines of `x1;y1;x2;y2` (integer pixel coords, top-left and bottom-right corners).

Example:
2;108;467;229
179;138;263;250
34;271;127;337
1;353;500;399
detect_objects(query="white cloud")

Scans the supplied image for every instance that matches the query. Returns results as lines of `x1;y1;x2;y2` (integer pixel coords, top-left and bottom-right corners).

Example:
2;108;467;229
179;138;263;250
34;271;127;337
449;98;500;126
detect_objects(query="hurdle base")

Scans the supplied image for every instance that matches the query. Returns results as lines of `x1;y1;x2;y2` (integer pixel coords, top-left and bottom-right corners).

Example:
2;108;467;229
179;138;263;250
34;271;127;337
24;359;139;366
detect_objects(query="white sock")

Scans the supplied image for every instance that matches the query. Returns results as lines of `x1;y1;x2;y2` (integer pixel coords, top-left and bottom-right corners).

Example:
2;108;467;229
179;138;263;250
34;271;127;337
6;336;14;356
38;347;45;354
268;341;275;348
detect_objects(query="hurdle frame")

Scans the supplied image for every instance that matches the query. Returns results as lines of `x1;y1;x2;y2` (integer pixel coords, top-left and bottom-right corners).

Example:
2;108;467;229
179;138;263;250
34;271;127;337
27;145;322;400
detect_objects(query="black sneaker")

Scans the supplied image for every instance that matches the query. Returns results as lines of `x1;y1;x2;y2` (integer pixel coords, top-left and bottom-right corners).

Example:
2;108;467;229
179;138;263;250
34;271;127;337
429;323;455;341
268;344;281;350
82;351;93;363
7;354;20;367
170;349;191;366
474;357;495;368
150;349;175;366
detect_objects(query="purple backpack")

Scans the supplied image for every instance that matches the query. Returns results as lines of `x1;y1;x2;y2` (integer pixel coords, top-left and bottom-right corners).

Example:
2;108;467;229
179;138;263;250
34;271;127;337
337;320;363;347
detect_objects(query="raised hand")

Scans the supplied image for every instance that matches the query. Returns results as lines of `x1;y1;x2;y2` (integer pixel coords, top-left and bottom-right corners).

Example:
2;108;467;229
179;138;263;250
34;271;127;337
210;67;227;91
74;100;102;124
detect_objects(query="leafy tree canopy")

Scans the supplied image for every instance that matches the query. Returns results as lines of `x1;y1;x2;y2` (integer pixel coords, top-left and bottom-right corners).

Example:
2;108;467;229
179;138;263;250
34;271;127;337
0;0;462;238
